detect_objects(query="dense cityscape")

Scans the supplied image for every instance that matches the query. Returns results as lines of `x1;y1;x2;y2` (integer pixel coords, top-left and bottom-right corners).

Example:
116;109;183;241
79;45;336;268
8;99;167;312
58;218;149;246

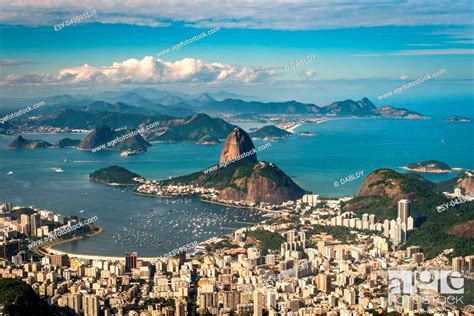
0;181;472;314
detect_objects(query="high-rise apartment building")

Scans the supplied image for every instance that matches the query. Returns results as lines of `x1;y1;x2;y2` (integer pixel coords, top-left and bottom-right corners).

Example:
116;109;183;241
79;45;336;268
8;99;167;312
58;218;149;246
125;252;137;272
397;199;411;225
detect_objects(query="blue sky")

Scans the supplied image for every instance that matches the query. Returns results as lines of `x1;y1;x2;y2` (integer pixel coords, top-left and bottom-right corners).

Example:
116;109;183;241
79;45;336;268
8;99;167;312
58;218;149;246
0;0;473;103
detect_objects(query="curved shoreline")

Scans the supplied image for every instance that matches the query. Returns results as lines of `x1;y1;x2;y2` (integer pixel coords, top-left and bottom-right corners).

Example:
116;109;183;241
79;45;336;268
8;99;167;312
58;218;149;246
40;226;158;261
38;226;104;257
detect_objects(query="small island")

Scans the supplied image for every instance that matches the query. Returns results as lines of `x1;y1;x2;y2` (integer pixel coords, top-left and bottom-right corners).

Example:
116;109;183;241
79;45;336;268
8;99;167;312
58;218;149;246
89;165;144;185
55;138;81;148
403;160;452;173
446;116;471;123
249;125;292;140
78;125;150;154
7;135;52;149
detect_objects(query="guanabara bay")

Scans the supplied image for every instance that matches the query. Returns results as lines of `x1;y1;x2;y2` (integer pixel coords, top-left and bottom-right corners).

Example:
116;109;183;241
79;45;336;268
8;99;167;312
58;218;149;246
0;1;472;315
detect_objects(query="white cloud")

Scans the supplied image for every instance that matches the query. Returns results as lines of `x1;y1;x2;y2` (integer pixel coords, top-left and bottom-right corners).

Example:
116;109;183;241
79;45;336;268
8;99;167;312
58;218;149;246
0;0;472;30
0;59;41;66
302;69;316;78
0;56;277;86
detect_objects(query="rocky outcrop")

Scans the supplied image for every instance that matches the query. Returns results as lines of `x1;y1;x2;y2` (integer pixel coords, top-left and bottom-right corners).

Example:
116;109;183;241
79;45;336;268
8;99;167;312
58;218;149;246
457;171;473;194
357;169;408;201
448;220;474;238
163;128;305;204
78;125;150;152
7;135;52;149
55;138;81;148
78;125;116;150
217;161;305;204
219;128;257;164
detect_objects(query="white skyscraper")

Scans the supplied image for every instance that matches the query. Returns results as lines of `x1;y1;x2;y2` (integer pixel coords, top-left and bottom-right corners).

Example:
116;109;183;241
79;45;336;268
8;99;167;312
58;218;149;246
397;199;411;226
400;223;407;244
369;214;376;225
383;219;390;238
407;216;414;230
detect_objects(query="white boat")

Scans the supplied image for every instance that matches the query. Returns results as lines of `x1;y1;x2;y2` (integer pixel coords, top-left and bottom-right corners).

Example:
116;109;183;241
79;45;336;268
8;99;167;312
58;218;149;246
50;167;64;173
79;210;85;213
6;171;13;175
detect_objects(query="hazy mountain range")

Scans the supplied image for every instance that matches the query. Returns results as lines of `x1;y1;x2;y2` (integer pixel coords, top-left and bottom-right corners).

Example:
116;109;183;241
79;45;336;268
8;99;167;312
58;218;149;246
0;89;426;138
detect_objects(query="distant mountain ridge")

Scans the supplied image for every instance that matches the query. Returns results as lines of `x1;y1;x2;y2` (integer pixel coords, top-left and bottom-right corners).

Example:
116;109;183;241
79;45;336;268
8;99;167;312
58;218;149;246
202;99;322;115
1;91;426;139
200;96;425;118
148;113;236;144
1;89;424;119
325;97;375;116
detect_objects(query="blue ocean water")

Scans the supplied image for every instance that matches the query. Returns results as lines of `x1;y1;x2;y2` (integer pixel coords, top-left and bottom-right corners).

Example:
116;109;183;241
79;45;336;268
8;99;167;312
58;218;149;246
0;98;472;256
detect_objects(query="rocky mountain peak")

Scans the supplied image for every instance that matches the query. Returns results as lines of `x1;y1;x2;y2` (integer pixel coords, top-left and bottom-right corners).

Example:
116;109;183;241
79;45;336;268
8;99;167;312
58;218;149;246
219;128;257;164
